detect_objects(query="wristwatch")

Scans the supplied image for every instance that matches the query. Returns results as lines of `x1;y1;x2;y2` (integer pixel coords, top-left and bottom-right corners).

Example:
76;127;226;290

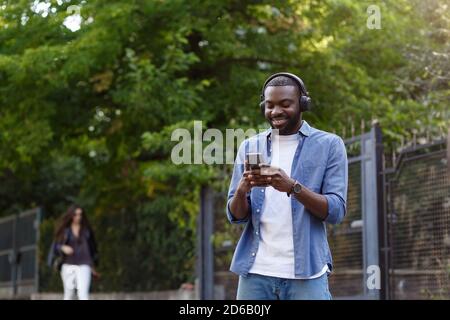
287;180;302;197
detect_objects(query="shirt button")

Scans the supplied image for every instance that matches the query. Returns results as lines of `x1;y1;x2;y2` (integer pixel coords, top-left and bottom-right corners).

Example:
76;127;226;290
255;231;259;236
251;252;256;257
261;189;264;193
256;209;260;212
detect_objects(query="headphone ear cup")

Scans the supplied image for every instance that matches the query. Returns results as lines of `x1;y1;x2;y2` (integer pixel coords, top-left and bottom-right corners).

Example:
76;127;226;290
299;95;312;112
260;101;265;116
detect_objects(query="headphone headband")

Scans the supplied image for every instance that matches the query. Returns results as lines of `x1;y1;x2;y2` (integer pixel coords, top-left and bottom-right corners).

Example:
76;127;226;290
261;72;309;98
260;72;312;113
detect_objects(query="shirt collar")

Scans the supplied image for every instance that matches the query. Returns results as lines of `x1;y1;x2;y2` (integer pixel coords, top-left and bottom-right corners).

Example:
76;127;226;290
265;120;311;138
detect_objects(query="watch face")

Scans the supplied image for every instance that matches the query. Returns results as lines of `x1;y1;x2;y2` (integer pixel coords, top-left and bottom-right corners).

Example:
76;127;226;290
293;183;302;193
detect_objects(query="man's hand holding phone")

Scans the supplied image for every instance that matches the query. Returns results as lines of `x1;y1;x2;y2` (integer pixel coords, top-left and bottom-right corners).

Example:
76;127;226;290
240;151;296;194
236;153;271;194
259;164;295;194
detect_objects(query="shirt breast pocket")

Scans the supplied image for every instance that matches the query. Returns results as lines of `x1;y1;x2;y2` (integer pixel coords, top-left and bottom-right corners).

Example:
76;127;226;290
300;160;326;192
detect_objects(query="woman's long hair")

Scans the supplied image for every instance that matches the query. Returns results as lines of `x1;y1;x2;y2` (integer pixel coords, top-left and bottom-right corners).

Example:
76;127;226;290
54;204;93;242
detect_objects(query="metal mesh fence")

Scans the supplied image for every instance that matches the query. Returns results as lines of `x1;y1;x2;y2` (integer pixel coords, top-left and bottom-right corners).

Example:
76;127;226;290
0;220;13;251
387;143;450;299
19;250;36;280
0;209;40;298
16;214;37;248
0;255;11;283
328;161;364;297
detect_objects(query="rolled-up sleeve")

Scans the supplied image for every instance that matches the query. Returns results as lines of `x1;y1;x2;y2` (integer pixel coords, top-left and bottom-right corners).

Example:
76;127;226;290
226;140;251;224
323;136;348;225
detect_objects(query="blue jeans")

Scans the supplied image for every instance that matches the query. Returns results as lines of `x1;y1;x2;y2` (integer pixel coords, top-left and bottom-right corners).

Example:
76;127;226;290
237;273;332;300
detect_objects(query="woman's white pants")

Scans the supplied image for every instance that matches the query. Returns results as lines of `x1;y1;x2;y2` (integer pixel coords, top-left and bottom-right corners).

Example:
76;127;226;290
60;264;92;300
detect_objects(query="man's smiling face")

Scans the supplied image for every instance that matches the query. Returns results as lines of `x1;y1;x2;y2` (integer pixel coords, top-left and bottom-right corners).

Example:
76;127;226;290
263;85;302;135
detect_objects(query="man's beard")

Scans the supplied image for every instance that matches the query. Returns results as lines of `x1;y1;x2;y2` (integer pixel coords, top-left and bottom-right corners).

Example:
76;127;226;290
270;112;301;135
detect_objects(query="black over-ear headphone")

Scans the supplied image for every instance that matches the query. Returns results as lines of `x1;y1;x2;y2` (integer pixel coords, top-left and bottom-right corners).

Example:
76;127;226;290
260;72;312;115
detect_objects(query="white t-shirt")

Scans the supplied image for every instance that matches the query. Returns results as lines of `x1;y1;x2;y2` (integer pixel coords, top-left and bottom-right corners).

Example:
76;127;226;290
249;133;329;279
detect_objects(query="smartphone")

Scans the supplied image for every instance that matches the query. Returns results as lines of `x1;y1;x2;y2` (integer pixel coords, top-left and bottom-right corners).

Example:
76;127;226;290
246;152;263;170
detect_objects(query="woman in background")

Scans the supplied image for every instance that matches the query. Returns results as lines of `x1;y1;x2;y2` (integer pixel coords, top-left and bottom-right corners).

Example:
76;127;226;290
53;204;99;300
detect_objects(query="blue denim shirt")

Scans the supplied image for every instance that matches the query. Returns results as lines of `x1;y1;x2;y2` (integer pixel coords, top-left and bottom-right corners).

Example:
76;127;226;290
226;121;348;278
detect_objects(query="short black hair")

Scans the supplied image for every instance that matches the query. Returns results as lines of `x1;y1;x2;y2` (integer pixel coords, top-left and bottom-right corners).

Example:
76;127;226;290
264;75;301;96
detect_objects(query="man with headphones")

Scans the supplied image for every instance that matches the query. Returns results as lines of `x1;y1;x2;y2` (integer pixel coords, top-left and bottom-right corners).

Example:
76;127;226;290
226;72;348;300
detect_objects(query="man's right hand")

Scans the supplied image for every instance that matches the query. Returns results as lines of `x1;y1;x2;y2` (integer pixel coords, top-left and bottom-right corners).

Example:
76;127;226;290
237;161;271;194
61;245;74;256
229;161;272;221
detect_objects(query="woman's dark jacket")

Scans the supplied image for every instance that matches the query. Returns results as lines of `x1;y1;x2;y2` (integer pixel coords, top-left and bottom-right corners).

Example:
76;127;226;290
47;227;99;268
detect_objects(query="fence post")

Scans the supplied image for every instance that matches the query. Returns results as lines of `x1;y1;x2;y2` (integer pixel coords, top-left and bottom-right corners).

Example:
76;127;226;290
362;124;381;300
197;186;214;300
34;208;42;294
447;128;450;173
374;124;389;300
10;212;18;298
